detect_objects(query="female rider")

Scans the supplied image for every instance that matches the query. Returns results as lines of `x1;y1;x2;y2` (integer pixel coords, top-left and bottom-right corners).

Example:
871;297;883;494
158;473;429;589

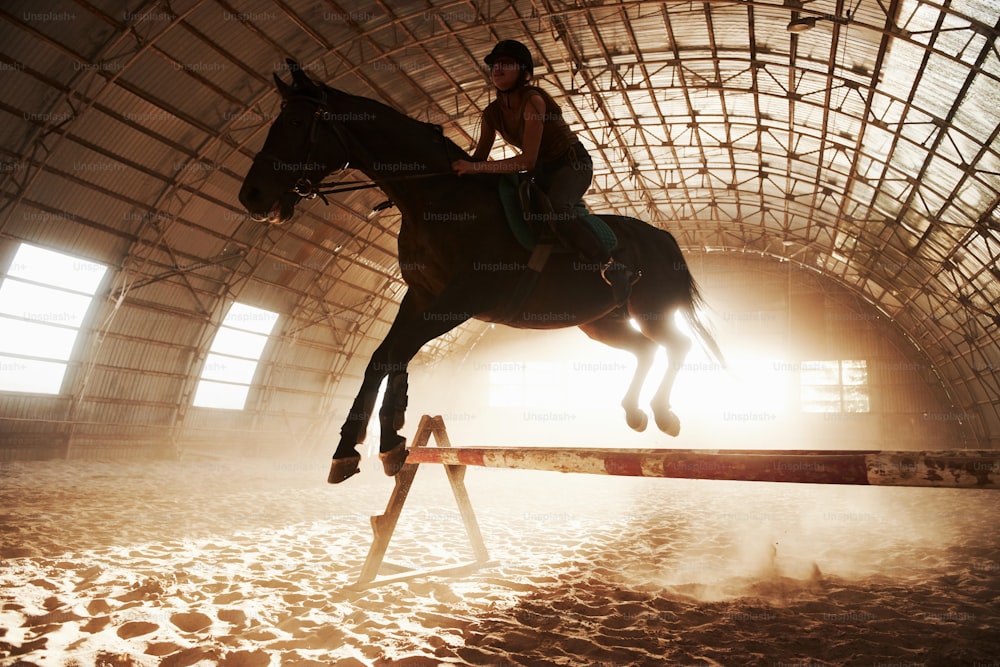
452;39;634;304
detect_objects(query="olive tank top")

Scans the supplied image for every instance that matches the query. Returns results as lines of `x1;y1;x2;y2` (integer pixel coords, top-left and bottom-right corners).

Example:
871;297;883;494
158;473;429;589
483;86;578;164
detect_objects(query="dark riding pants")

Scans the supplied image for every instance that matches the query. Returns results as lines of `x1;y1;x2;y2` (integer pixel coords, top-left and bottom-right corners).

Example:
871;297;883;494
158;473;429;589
533;143;608;263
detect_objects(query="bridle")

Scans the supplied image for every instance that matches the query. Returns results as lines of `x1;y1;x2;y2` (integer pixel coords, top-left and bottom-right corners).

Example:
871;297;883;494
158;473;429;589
252;89;453;209
250;89;363;205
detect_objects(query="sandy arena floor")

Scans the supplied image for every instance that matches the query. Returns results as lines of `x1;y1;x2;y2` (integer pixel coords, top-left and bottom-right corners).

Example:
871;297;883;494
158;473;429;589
1;452;999;666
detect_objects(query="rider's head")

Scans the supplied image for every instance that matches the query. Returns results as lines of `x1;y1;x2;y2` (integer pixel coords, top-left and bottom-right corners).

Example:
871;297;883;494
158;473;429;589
484;40;533;92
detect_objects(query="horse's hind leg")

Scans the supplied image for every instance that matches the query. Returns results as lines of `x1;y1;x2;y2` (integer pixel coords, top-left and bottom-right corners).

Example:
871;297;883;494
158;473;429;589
579;311;657;432
634;310;691;436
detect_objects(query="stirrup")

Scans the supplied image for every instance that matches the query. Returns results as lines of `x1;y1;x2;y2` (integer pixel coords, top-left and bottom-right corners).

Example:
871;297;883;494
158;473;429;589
600;257;636;286
600;258;615;286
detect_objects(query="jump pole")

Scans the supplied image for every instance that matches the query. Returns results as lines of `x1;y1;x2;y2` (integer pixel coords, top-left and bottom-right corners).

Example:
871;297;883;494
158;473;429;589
352;415;999;588
406;446;1000;489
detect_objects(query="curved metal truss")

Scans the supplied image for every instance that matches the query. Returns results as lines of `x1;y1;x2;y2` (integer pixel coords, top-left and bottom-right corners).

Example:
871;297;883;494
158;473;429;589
0;0;996;447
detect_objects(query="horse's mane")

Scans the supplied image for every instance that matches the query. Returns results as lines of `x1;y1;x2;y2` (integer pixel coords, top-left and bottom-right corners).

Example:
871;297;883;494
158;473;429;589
313;82;471;162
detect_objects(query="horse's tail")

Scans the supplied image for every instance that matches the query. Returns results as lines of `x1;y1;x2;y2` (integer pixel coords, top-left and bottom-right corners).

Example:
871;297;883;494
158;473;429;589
659;229;726;369
681;275;727;369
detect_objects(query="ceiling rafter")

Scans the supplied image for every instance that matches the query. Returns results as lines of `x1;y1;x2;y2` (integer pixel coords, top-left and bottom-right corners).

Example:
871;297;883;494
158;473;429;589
2;0;998;444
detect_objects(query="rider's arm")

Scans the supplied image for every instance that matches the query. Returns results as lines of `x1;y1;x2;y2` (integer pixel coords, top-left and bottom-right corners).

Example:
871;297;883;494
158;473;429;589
514;93;545;171
470;117;496;162
453;94;546;175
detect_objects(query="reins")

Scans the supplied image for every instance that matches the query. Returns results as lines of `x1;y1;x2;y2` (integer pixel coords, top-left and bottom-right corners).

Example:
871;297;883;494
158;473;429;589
268;88;456;208
294;171;449;204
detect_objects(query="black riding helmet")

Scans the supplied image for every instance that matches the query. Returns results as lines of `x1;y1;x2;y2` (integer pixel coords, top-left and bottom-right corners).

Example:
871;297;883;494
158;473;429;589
484;39;534;79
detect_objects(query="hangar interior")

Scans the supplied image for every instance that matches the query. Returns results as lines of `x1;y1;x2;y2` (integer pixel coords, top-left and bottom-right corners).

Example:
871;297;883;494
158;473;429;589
1;0;998;460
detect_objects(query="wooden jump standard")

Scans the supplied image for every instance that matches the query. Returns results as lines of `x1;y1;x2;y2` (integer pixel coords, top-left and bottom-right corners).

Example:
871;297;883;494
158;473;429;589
353;415;999;588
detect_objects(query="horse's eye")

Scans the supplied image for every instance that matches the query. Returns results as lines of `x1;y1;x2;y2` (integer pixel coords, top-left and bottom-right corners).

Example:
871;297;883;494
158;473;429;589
289;118;303;127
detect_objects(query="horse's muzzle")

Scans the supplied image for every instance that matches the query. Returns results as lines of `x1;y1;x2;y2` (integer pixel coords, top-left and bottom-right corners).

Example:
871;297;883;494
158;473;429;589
239;182;290;223
238;182;265;214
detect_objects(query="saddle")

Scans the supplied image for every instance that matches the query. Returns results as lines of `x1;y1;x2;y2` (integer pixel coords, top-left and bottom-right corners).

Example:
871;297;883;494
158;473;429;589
494;174;625;322
497;173;617;254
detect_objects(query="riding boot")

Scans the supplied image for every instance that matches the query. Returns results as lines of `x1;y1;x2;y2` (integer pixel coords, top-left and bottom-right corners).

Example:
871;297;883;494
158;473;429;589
555;213;606;262
556;215;638;305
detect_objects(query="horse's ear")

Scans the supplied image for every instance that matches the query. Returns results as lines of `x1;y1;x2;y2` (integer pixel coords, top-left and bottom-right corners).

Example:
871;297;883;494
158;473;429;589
273;72;292;98
285;58;315;90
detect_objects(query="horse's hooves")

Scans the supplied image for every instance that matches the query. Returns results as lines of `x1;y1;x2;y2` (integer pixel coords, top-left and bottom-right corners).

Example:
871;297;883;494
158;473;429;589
625;409;648;432
328;455;361;484
379;440;409;477
655;410;681;437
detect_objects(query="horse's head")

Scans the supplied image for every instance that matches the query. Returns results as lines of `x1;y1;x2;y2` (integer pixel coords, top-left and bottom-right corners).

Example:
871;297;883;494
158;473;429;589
238;60;350;224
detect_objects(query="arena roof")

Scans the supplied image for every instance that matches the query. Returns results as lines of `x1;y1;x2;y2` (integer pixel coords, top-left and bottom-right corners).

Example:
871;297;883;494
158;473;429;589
0;0;997;448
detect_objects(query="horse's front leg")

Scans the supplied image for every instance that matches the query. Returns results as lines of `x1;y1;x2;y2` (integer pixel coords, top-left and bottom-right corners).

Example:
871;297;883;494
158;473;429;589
326;351;391;483
374;367;410;476
328;292;422;484
328;283;487;484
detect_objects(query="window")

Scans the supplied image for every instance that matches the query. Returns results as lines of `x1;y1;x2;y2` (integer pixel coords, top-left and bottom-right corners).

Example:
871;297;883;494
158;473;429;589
192;302;279;410
0;243;107;394
799;360;869;413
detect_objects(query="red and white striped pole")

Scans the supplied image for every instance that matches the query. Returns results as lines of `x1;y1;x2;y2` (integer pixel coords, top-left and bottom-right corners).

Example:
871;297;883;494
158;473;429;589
405;446;1000;489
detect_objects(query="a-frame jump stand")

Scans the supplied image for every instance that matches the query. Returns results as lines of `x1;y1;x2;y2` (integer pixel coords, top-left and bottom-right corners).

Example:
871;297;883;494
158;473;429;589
350;415;1000;589
352;414;495;589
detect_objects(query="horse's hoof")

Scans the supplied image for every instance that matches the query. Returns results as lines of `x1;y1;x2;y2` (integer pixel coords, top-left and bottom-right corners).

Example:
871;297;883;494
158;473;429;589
625;409;648;432
379;440;409;477
655;409;681;437
328;455;361;484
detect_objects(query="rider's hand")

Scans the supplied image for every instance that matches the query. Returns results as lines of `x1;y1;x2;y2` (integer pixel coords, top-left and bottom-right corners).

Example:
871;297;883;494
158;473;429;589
452;160;475;176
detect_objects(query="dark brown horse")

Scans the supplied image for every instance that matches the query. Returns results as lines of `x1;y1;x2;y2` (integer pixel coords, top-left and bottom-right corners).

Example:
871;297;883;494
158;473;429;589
238;61;724;484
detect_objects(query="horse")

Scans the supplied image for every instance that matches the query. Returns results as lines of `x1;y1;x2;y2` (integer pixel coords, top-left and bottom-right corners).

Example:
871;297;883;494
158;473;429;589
238;60;724;484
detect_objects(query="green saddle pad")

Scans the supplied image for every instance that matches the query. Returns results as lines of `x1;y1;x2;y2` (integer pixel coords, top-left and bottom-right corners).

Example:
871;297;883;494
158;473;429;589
498;173;617;253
